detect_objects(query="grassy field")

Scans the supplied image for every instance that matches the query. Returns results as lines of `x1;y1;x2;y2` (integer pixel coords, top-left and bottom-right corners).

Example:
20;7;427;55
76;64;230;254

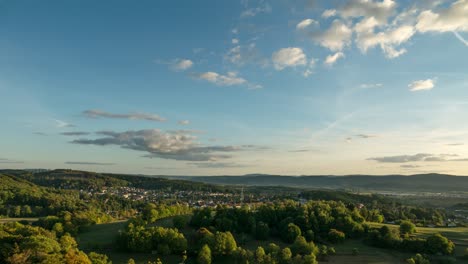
369;223;468;254
76;220;127;251
0;217;39;224
329;239;408;264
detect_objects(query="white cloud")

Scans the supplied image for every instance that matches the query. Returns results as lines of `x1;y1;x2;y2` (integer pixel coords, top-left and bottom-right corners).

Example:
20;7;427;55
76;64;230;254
408;79;435;91
170;59;193;71
322;9;337;18
416;0;468;33
232;38;239;44
296;19;318;30
324;52;345;66
355;23;415;58
339;0;397;24
197;71;247;86
312;20;352;51
272;47;307;70
178;120;190;125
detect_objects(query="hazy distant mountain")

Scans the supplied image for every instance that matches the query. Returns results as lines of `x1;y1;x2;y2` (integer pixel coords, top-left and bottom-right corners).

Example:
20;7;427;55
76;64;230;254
173;173;468;193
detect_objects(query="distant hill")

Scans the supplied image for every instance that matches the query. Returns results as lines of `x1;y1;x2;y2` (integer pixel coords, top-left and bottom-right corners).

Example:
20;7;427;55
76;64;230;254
174;173;468;193
2;169;467;193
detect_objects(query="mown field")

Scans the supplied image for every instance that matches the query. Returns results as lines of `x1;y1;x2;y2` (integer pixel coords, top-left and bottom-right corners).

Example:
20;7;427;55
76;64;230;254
370;222;468;259
75;218;468;264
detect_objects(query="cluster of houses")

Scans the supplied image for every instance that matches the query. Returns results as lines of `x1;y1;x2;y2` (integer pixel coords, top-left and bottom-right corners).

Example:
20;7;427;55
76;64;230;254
83;186;269;209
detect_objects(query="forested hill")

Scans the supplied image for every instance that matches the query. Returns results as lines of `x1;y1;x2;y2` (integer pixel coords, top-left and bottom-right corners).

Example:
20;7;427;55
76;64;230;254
0;169;226;192
177;173;468;193
2;169;468;193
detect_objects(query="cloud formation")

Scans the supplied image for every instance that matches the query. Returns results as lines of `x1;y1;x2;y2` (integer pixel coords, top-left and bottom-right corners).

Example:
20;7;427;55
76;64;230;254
368;153;467;163
178;120;190;125
71;129;264;161
324;52;345;66
198;71;246;86
311;20;352;51
296;19;318;30
339;0;396;24
83;109;166;122
408;79;435;91
272;47;307;70
170;59;193;71
416;0;468;33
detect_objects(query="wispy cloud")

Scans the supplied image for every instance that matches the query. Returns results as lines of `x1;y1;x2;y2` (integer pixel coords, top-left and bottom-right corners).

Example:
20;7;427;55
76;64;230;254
170;59;193;71
360;83;383;89
55;119;75;128
33;132;47;136
241;3;271;18
65;161;115;165
188;162;250;168
296;19;318;30
400;164;421;169
453;31;468;46
446;143;464;146
0;158;24;164
355;134;377;139
60;132;90;136
368;153;467;163
324;52;345;66
196;71;262;89
83;109;166;122
178;120;190;126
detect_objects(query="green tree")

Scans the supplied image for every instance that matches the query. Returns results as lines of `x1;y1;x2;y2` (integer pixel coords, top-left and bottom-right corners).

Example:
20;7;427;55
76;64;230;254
214;231;237;255
400;221;416;236
425;233;455;255
284;223;301;243
127;259;136;264
255;246;266;264
328;229;345;243
303;254;318;264
406;253;430;264
197;244;212;264
280;247;292;264
88;252;110;264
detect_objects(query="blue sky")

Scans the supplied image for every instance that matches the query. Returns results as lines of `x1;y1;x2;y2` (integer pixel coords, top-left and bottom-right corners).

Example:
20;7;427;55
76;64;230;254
1;0;468;175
